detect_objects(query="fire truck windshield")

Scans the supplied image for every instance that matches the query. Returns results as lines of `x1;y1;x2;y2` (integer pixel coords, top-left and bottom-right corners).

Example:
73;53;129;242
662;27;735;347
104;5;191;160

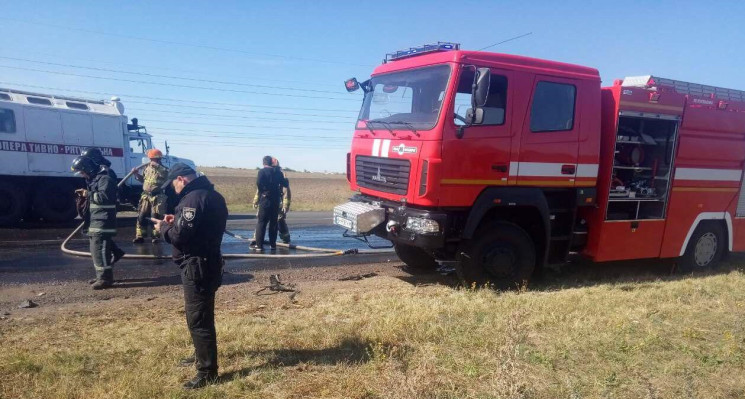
357;65;451;132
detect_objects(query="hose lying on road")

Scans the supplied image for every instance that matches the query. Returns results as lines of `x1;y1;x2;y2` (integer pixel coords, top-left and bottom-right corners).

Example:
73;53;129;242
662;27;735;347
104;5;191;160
60;164;371;259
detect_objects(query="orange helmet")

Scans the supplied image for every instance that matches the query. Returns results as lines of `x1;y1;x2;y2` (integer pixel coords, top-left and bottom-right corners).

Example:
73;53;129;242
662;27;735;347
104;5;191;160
147;149;163;159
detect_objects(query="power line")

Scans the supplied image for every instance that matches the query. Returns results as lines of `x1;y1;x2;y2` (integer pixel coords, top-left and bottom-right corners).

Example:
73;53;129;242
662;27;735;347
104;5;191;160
477;32;533;51
149;127;351;138
146;119;350;130
126;107;356;123
0;56;345;95
127;101;358;117
152;129;351;141
0;81;361;112
163;139;349;150
2;17;375;67
2;49;344;88
0;64;359;101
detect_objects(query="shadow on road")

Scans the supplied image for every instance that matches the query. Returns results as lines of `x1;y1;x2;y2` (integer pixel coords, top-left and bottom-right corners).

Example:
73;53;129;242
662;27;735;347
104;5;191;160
391;255;745;292
113;271;254;289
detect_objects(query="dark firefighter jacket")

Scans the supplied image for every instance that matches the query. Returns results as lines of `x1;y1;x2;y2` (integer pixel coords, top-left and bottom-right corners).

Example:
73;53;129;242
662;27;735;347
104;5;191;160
87;170;118;236
162;175;228;271
256;166;283;202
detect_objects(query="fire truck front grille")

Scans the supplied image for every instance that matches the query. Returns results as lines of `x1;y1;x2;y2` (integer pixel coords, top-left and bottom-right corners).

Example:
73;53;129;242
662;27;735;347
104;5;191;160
355;156;410;195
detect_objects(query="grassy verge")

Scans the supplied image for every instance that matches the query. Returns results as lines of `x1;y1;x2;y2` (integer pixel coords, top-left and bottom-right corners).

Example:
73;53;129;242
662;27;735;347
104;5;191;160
198;167;351;212
3;266;745;398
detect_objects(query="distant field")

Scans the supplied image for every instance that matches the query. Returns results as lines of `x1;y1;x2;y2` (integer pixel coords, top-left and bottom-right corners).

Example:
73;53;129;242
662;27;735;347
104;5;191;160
198;167;352;212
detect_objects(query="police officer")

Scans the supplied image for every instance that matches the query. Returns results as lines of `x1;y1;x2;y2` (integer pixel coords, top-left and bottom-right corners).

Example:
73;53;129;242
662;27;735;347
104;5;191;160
80;147;125;268
252;157;292;244
132;149;169;243
152;163;228;389
71;156;119;290
251;155;283;252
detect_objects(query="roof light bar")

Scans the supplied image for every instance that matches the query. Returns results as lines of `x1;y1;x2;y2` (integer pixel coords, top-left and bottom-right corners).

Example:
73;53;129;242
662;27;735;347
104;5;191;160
385;42;460;62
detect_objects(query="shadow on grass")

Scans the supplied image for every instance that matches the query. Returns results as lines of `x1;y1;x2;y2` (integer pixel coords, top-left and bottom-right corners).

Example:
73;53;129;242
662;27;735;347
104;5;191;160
391;254;745;292
113;271;254;289
218;337;373;383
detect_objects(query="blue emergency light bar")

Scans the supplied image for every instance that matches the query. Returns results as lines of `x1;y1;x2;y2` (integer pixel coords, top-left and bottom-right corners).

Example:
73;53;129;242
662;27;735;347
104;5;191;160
385;42;460;62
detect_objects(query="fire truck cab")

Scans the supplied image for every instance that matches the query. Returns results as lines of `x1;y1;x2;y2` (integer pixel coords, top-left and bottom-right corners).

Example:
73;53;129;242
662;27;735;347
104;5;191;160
334;43;745;288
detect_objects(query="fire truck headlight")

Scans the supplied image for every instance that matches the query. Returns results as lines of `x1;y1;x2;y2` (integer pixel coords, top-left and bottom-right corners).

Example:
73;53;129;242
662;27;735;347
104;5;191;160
405;217;439;234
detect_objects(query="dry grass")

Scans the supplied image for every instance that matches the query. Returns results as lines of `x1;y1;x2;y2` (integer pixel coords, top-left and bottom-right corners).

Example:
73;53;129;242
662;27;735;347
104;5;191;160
4;264;745;398
198;167;351;212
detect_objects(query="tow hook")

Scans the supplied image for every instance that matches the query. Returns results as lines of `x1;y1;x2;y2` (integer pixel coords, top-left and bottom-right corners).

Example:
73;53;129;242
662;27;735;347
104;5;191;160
386;220;400;235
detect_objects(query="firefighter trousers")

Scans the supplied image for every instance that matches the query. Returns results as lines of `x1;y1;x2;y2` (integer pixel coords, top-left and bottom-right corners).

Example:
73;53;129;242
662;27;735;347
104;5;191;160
255;197;279;248
90;234;115;283
136;193;167;238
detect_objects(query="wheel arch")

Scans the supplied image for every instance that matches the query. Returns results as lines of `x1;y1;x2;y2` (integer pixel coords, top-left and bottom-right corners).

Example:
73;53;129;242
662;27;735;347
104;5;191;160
463;187;551;268
679;212;732;256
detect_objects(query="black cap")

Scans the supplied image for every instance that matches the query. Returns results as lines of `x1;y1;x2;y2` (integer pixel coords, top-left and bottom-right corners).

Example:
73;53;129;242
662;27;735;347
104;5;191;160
161;163;196;190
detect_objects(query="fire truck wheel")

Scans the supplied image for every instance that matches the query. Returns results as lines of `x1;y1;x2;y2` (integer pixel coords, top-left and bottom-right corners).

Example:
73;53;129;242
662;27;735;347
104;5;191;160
32;180;78;223
0;181;27;226
394;243;439;270
457;221;536;290
679;222;726;273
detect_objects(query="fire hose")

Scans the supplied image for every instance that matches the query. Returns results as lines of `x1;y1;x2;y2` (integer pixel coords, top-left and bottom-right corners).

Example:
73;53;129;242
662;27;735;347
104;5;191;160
60;164;382;259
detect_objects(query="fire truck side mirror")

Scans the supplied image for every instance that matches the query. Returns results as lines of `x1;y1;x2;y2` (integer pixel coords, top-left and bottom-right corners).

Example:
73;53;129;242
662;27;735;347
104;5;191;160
472;68;491;108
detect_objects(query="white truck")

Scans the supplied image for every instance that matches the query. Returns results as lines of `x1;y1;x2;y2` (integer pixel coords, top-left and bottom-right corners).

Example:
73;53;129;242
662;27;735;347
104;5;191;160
0;87;196;226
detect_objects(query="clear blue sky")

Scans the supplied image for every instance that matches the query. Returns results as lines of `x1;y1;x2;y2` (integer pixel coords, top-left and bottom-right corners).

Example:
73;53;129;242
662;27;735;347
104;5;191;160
1;1;743;172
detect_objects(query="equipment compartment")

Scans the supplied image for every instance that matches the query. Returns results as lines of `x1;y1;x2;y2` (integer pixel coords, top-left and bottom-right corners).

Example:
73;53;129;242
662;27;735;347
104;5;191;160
606;113;679;220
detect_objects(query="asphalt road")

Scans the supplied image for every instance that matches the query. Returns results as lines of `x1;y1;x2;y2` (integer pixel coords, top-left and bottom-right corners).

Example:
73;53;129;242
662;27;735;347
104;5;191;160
0;211;395;285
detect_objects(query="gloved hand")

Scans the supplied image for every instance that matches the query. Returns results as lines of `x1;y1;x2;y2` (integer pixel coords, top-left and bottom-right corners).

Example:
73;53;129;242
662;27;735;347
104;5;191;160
252;201;258;209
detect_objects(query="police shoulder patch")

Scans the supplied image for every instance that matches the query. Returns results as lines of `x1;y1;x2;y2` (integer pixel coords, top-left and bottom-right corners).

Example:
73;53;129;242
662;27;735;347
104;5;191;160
182;207;196;221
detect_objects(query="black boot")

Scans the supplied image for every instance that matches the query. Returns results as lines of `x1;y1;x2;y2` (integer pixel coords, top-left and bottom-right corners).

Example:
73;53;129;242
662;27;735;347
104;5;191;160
91;279;113;290
178;354;196;367
110;248;125;265
183;373;217;389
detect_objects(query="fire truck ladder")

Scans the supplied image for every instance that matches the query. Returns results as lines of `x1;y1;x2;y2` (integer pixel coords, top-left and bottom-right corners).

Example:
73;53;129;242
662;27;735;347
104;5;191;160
545;190;587;263
622;75;745;102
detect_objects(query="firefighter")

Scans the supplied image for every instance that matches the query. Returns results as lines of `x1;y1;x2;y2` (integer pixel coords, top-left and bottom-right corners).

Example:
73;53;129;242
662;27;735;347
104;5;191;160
151;163;228;389
71;156;119;290
252;157;292;244
80;147;125;267
131;149;169;243
251;156;283;252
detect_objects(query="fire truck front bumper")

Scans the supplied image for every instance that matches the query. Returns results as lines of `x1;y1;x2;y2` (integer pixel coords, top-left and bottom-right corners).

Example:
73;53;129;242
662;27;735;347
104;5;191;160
333;199;447;249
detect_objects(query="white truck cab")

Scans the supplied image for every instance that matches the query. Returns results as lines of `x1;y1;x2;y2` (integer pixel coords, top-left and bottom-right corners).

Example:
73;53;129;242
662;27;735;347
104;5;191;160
0;88;196;225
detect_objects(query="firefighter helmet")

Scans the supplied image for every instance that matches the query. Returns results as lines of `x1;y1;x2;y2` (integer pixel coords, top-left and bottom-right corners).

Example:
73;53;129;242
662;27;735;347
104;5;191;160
147;149;163;159
271;157;280;167
71;156;99;176
81;147;112;167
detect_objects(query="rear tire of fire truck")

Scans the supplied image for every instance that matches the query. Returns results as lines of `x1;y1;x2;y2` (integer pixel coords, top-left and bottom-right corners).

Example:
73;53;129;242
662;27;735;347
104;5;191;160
0;180;27;226
32;180;78;223
678;222;726;273
394;243;439;270
456;221;536;290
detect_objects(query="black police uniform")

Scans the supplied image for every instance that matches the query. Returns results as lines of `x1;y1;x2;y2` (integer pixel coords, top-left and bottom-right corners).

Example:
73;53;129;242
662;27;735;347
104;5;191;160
86;169;119;284
254;166;283;249
162;174;228;379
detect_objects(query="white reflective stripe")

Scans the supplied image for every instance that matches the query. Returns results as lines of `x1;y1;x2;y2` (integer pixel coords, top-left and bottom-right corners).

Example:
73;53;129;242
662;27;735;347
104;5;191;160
381;139;391;158
93;192;103;203
509;162;518;176
675;168;743;182
372;139;381;156
88;227;117;234
89;204;116;209
516;162;574;177
576;164;599;178
679;212;733;256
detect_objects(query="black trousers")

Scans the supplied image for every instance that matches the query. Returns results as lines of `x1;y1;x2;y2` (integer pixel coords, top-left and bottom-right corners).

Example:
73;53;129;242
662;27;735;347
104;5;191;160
255;197;279;248
181;270;218;376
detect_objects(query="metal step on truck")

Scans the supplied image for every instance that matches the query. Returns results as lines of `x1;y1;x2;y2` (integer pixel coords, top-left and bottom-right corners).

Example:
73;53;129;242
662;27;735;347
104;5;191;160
0;87;196;226
334;42;745;288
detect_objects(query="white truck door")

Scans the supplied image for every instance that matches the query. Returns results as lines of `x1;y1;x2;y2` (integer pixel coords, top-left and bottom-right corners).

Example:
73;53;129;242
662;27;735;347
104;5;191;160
24;107;65;173
0;102;27;176
60;112;94;173
91;115;127;177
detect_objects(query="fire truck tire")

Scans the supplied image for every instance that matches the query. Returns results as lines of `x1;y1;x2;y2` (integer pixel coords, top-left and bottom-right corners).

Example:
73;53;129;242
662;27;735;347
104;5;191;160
394;243;439;270
0;181;27;226
678;222;726;273
457;221;536;289
32;180;78;223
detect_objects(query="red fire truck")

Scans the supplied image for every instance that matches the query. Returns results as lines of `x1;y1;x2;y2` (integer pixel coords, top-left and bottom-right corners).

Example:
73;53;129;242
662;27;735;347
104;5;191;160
333;42;745;288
